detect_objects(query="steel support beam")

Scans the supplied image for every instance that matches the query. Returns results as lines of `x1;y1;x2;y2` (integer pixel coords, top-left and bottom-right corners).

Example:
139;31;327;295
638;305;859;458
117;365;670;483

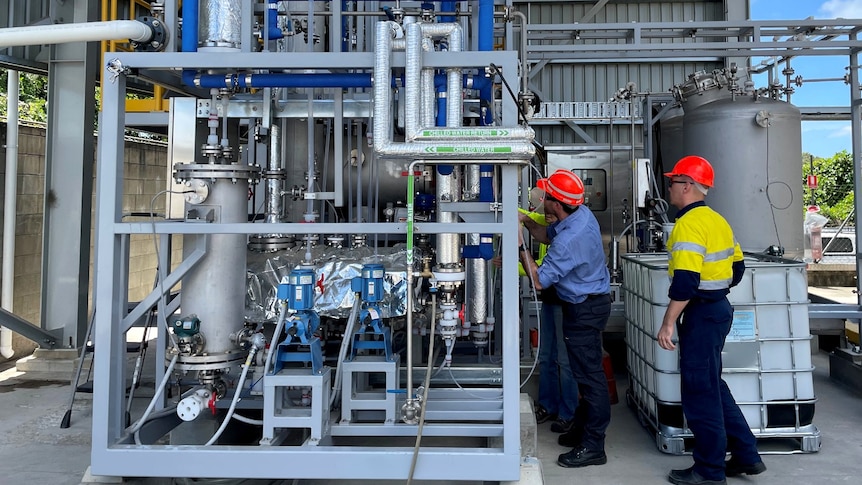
0;307;58;348
40;0;98;348
850;31;862;305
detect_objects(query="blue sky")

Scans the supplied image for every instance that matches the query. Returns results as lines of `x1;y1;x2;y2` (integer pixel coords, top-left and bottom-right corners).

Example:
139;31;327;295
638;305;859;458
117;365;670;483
749;0;862;158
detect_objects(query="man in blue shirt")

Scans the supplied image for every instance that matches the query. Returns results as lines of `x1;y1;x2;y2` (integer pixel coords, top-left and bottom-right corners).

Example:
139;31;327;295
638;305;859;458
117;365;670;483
516;198;581;436
519;169;612;468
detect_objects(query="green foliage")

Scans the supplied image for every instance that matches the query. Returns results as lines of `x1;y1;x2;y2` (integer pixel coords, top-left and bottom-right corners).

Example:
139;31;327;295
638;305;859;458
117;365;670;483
2;70;157;135
803;150;856;225
0;71;49;121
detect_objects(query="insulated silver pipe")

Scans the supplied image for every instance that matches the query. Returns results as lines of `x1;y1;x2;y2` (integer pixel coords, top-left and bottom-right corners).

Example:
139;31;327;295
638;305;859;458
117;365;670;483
436;170;462;266
372;22;534;160
404;23;423;139
199;0;242;51
425;23;464;123
421;37;436;128
465;167;487;330
265;124;283;224
428;23;463;268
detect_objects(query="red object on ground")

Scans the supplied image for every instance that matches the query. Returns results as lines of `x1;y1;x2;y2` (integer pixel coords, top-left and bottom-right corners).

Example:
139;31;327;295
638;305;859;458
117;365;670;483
602;350;619;405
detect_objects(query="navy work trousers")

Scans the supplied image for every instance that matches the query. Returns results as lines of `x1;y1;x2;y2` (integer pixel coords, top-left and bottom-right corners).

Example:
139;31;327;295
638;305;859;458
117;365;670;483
678;297;760;480
537;302;579;421
561;294;612;451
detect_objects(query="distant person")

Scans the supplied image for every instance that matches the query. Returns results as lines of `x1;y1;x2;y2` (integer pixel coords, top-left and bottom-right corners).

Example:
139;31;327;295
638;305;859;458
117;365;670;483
519;170;611;468
657;156;766;485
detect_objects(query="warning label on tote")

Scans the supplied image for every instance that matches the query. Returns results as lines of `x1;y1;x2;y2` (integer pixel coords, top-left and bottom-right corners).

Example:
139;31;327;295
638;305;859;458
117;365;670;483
727;310;756;342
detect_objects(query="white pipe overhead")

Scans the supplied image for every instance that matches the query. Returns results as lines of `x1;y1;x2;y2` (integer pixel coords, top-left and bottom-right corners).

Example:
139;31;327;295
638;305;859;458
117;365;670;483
0;20;153;47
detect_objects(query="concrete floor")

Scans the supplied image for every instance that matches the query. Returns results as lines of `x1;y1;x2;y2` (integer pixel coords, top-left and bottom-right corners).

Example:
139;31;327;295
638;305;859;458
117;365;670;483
0;349;860;485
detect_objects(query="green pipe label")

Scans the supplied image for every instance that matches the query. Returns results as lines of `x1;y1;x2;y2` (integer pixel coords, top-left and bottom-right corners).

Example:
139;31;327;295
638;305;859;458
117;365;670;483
422;146;513;153
420;129;511;137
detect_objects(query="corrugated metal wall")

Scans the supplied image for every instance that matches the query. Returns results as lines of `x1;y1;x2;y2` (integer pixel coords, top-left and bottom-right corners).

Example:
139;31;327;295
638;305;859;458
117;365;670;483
515;0;741;252
520;0;731;145
0;0;52;72
522;0;725;25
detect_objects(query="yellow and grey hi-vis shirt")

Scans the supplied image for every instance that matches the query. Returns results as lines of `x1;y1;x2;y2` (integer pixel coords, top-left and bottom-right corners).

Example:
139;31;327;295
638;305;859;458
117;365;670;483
666;201;744;302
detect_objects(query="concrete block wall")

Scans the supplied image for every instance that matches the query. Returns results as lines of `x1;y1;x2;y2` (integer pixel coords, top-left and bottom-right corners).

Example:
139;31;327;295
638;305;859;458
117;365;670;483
118;138;183;304
0;124;45;360
1;122;173;363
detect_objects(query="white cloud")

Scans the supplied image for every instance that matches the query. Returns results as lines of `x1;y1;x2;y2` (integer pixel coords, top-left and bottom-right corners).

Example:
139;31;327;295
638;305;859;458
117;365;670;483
802;121;849;133
827;124;853;138
820;0;862;18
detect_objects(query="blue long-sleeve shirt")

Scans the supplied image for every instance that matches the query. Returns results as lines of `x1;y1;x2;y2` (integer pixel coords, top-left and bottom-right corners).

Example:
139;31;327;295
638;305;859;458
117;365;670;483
537;206;610;304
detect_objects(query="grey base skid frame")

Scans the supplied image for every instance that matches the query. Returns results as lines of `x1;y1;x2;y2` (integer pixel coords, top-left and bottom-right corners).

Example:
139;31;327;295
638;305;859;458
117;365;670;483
626;389;822;455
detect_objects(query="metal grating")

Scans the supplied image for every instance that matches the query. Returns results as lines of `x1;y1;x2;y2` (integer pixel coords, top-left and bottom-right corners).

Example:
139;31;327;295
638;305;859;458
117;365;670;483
534;101;642;119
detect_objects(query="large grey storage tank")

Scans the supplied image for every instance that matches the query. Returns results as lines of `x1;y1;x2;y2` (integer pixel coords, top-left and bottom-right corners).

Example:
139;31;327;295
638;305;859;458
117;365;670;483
657;104;685;175
674;69;803;260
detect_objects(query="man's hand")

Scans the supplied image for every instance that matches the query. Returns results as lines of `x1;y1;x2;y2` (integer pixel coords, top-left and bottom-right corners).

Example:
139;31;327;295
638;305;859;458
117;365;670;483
491;255;503;268
657;321;676;351
658;299;688;351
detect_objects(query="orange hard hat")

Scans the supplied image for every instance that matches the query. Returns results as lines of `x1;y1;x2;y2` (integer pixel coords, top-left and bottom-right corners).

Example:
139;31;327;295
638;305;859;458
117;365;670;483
664;155;715;188
537;170;585;206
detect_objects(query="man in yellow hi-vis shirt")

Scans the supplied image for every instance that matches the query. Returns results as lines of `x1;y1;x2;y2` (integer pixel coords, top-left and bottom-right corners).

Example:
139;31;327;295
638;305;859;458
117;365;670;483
657;156;765;485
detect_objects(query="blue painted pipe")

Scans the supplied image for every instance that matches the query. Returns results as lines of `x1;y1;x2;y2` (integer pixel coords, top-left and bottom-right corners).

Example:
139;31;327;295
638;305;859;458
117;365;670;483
479;165;493;202
182;0;198;52
266;0;284;41
342;1;350;51
183;72;372;89
478;0;493;52
436;93;447;127
440;1;457;23
183;71;498;97
467;163;496;260
233;73;371;88
471;75;494;126
437;164;453;176
462;238;495;260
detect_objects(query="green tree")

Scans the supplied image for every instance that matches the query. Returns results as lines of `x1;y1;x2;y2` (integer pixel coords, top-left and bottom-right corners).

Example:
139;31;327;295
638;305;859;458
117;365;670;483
803;149;855;224
0;70;49;121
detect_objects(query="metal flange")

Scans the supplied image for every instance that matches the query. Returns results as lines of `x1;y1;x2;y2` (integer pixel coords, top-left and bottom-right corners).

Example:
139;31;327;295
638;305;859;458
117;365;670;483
131;16;168;52
174;163;261;183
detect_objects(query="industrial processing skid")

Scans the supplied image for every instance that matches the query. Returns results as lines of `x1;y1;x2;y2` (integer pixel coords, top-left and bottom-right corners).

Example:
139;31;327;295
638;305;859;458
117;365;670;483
2;0;862;483
93;1;532;482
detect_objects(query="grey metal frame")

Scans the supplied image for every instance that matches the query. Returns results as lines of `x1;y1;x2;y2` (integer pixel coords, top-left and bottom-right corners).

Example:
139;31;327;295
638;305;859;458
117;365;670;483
92;49;526;481
523;19;862;60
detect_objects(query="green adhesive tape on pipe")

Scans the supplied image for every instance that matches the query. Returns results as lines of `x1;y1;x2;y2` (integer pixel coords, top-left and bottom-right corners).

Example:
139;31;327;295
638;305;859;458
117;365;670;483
406;173;415;266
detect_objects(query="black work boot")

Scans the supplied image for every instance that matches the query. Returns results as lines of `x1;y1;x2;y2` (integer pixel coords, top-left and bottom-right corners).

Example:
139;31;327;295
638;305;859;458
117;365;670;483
557;446;607;468
667;466;726;485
